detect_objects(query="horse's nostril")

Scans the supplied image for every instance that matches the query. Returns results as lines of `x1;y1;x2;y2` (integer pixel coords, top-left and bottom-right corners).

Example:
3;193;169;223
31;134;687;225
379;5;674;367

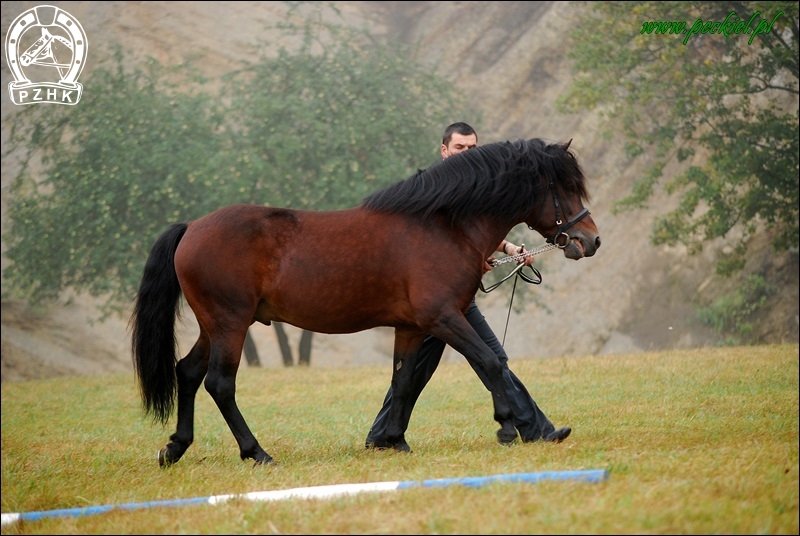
596;237;602;248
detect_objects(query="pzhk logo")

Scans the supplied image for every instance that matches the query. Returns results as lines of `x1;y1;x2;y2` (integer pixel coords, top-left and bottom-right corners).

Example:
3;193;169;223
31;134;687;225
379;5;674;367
5;5;87;105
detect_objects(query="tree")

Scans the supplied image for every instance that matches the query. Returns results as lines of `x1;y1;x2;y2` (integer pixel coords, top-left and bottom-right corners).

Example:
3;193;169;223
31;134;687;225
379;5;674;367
1;9;475;366
2;49;228;314
557;1;798;276
221;8;471;365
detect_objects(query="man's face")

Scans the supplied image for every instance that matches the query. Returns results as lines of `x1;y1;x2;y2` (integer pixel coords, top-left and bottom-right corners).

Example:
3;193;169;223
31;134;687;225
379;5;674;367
441;132;478;159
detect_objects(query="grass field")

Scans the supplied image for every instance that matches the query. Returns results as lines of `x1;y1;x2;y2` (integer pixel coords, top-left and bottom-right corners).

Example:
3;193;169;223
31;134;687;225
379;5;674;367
1;344;798;534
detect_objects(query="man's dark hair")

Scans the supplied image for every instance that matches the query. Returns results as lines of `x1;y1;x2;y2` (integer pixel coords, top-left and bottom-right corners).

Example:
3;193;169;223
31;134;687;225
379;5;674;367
442;122;478;146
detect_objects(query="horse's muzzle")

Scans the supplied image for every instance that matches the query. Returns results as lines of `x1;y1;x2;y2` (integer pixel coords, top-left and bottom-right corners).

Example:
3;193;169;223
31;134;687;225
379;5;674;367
563;235;600;260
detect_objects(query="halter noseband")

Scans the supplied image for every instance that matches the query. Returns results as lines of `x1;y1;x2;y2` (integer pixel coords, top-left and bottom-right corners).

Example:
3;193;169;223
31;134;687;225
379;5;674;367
531;177;590;248
484;176;589;294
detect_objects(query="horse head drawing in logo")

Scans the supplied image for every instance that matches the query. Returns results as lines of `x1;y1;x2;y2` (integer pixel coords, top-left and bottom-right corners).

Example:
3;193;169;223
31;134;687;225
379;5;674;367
5;5;88;105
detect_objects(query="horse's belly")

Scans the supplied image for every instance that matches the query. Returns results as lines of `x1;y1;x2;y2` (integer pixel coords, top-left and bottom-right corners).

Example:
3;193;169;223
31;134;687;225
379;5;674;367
255;301;396;334
254;274;411;332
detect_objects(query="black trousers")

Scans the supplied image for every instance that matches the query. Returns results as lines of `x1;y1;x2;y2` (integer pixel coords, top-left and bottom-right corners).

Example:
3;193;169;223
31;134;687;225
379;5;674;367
365;298;556;445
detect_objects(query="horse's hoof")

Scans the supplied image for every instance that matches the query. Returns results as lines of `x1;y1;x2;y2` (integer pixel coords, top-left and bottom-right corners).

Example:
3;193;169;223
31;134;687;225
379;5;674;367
544;426;572;443
159;440;189;467
158;447;174;467
365;438;412;453
241;447;275;466
253;454;275;466
496;427;518;445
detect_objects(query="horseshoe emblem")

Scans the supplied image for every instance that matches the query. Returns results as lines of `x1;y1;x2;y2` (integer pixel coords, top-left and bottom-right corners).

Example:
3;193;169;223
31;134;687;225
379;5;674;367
5;5;88;105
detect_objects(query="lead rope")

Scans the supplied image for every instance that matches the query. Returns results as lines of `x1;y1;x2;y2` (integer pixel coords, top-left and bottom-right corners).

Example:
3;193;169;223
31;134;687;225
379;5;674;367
479;242;556;293
480;242;559;346
501;263;520;346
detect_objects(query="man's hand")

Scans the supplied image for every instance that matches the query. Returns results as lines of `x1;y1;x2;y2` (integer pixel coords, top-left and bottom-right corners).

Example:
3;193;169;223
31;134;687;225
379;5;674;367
508;243;534;267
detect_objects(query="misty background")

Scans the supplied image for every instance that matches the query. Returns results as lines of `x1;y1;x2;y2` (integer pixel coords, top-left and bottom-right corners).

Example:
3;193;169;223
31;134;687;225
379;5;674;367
1;1;797;382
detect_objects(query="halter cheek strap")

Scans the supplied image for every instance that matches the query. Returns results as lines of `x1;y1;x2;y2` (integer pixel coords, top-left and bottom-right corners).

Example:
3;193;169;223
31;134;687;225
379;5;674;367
542;177;590;248
547;207;590;247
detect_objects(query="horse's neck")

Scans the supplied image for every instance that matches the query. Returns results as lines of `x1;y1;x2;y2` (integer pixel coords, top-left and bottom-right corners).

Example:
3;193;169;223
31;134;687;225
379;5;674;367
462;218;514;257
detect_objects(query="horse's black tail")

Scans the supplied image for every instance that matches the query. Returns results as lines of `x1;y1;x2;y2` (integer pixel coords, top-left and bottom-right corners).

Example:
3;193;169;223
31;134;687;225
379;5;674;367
130;223;187;425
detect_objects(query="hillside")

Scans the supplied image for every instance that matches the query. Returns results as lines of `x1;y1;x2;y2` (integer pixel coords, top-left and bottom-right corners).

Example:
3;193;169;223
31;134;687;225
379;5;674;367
1;1;797;383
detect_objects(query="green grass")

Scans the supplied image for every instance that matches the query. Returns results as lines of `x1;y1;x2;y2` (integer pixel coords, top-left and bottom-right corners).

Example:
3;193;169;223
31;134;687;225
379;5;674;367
2;344;798;534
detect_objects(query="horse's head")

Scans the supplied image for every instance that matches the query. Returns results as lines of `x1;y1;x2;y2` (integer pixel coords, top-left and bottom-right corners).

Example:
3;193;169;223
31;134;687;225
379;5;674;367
361;137;601;261
525;139;600;260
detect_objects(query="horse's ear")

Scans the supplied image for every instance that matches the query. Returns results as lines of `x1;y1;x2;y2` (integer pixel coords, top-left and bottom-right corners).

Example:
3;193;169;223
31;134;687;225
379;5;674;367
563;138;573;151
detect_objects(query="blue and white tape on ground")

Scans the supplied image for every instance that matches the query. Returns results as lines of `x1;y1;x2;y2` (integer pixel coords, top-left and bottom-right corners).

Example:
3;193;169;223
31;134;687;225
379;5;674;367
1;469;608;525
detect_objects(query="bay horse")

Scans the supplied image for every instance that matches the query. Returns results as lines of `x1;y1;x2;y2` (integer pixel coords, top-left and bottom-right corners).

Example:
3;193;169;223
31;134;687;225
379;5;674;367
131;138;601;467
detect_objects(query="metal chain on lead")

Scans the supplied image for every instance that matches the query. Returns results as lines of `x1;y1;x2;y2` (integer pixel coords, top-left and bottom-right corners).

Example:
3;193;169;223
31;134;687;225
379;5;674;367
485;241;560;341
479;242;555;293
489;242;559;267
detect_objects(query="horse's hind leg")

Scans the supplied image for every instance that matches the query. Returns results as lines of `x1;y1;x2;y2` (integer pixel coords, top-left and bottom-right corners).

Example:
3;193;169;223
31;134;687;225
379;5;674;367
383;329;428;452
204;331;273;465
159;333;210;467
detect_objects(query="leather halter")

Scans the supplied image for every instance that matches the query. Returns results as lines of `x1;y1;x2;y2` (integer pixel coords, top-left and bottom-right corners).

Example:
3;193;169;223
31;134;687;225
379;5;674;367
482;175;590;293
534;177;590;248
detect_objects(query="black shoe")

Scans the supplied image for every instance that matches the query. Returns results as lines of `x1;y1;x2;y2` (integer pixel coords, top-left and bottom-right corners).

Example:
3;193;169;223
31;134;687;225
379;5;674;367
544;426;571;443
365;436;385;449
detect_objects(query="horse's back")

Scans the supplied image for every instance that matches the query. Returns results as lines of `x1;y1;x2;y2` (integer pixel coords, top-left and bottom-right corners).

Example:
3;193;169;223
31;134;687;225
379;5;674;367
174;204;397;329
173;203;480;335
176;204;292;279
176;203;372;270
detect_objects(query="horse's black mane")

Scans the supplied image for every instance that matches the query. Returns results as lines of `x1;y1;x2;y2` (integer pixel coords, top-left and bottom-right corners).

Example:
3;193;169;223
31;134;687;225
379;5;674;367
361;138;588;224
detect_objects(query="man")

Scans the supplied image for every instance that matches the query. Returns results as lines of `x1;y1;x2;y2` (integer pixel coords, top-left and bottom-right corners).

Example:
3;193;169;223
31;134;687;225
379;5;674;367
365;122;572;448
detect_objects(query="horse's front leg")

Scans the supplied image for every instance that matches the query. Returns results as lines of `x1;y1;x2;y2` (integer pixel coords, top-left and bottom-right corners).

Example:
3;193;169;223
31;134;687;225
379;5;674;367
432;313;517;445
159;337;209;467
204;335;274;465
384;329;428;452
